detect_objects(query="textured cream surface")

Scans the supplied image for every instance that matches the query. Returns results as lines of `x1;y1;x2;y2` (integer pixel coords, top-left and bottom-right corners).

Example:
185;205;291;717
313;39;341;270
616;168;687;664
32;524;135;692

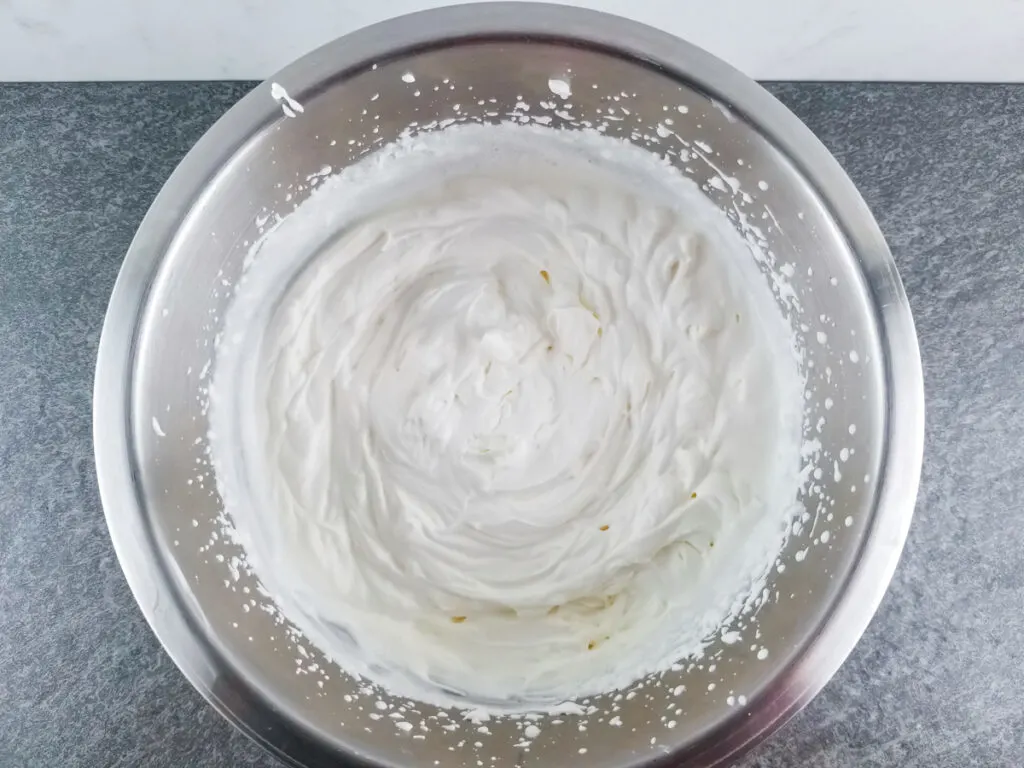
210;124;805;710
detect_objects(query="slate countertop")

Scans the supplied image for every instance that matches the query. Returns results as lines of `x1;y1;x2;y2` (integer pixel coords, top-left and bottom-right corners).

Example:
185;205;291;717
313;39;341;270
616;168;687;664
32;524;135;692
1;83;1022;767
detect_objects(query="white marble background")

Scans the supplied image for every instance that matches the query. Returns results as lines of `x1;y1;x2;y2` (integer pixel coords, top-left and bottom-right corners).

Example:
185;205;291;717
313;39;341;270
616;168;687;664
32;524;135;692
3;0;1024;81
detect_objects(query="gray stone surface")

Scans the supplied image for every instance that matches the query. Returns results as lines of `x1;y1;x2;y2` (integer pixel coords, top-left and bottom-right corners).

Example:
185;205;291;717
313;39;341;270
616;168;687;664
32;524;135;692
0;82;1021;767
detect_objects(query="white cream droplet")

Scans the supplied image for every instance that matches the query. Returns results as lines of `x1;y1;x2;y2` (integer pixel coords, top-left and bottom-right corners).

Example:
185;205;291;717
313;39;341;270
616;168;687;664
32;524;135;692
547;77;571;99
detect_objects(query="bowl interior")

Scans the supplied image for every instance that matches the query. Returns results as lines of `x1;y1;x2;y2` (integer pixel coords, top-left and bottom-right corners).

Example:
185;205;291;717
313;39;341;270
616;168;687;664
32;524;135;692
128;37;886;768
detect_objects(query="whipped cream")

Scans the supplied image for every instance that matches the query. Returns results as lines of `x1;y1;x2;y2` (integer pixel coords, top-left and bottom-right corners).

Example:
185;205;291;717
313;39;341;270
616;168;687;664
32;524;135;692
210;124;805;712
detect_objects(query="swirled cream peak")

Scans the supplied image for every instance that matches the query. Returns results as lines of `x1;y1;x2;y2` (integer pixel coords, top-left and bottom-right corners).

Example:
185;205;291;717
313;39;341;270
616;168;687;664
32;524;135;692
210;123;805;713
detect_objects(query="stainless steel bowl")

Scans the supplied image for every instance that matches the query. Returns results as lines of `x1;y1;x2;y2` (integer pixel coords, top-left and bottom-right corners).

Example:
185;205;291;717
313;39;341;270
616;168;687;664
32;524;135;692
94;4;924;766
